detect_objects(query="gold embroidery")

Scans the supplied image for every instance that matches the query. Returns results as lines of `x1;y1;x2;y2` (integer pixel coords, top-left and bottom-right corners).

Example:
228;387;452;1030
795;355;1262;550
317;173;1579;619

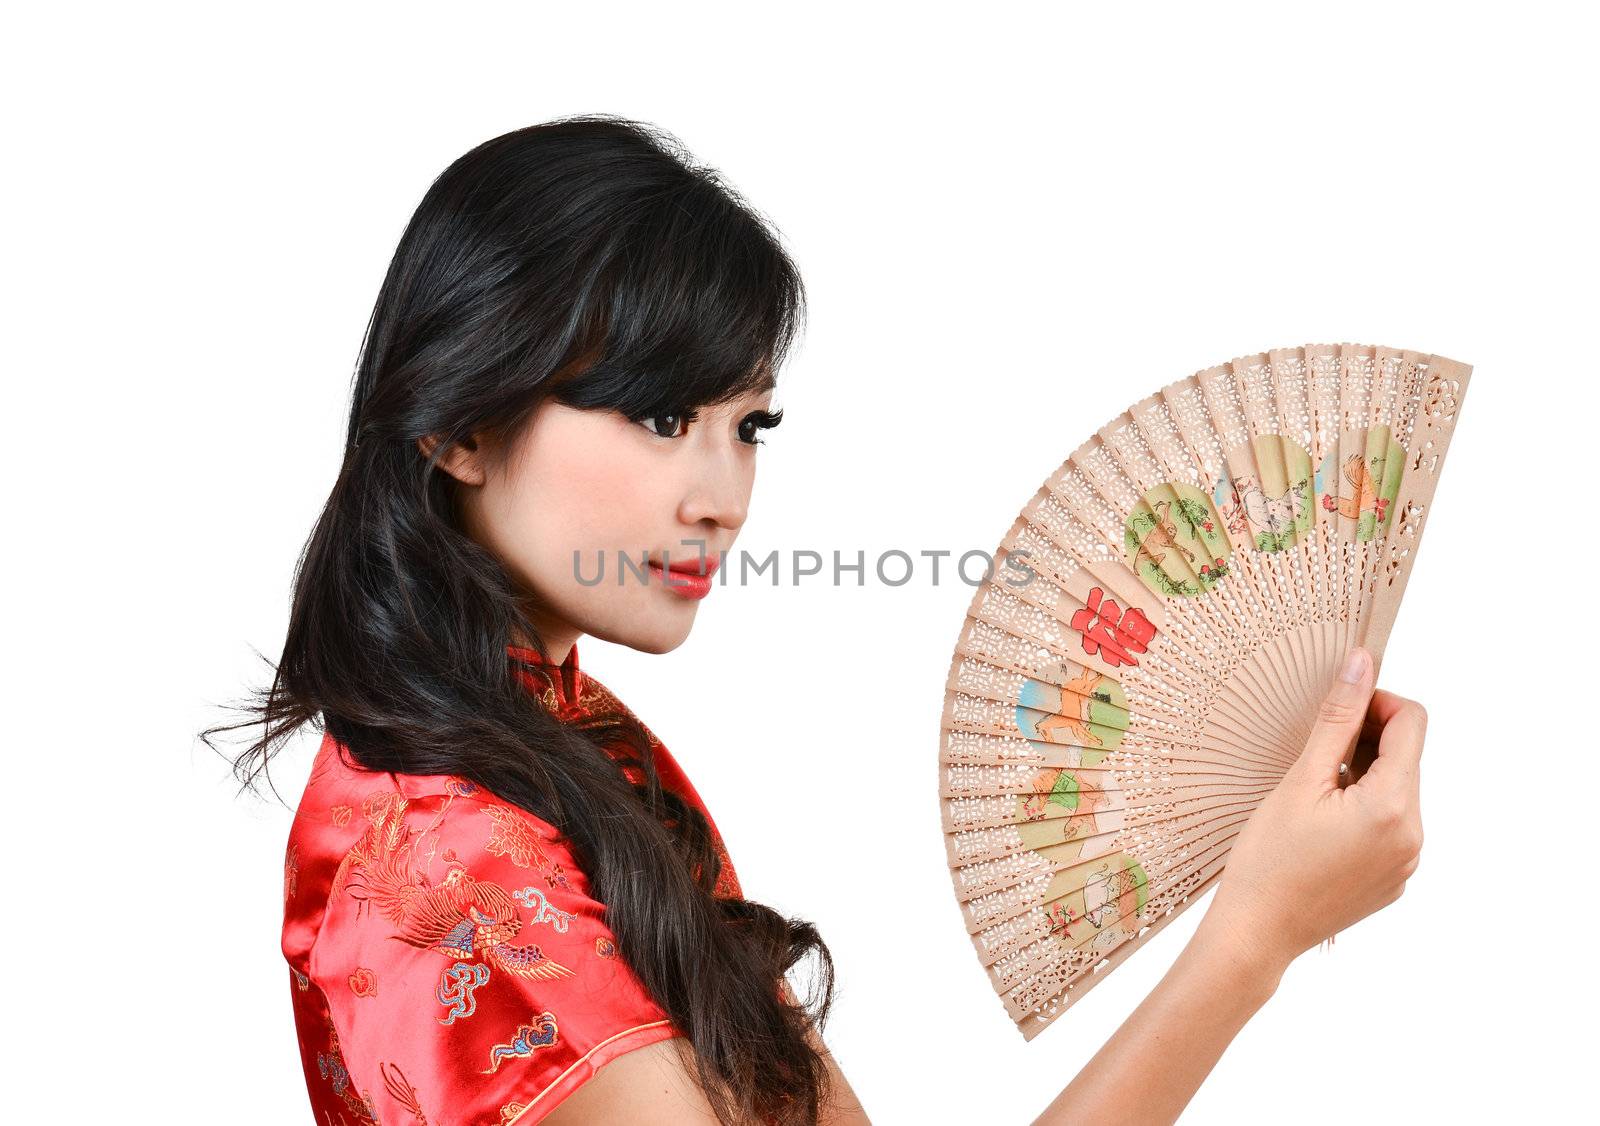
284;842;299;904
481;804;569;889
336;787;576;986
482;806;548;866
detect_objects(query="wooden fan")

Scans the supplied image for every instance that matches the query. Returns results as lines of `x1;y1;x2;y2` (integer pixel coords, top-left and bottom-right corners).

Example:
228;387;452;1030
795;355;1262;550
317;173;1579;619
937;342;1471;1039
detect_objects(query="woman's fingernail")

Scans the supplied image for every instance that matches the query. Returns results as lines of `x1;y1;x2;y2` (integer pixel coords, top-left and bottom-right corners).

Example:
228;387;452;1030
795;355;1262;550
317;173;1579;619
1340;648;1369;684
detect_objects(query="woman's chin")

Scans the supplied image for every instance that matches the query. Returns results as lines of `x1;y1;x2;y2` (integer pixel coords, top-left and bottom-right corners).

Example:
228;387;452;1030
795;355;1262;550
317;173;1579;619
587;608;697;656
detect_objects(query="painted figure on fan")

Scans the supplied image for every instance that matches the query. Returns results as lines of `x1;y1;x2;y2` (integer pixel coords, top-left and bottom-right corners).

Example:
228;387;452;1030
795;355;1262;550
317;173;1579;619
1315;427;1406;541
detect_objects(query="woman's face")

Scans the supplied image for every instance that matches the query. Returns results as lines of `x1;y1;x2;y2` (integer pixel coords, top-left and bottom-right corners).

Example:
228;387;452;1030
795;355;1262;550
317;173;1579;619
432;385;776;657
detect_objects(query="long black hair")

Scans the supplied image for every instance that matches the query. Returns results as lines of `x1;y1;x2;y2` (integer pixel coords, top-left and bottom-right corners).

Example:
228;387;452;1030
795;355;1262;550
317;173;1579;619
203;114;833;1124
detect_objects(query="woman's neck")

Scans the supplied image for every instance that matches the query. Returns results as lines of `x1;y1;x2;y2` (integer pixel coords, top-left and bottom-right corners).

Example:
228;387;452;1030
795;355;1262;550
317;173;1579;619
511;613;581;665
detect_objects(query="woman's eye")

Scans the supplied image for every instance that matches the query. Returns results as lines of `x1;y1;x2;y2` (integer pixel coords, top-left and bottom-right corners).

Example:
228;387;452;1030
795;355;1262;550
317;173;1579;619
639;412;691;438
738;408;784;446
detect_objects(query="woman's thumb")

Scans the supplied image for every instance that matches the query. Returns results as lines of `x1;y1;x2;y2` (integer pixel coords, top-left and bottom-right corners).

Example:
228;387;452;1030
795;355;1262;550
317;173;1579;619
1294;647;1376;783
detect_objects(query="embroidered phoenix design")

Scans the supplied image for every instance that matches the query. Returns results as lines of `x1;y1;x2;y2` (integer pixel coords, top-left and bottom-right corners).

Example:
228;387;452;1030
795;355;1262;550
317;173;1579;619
333;790;576;983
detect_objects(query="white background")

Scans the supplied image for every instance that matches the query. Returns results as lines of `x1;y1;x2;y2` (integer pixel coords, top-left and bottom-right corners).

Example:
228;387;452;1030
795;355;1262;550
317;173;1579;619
8;3;1596;1122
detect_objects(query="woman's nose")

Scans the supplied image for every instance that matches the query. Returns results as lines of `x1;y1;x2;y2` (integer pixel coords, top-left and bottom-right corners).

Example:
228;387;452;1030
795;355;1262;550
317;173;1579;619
677;456;750;530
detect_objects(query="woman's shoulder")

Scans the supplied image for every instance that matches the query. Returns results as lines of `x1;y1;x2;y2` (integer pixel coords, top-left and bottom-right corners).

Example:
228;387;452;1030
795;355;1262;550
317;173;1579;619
283;731;680;1125
285;730;624;947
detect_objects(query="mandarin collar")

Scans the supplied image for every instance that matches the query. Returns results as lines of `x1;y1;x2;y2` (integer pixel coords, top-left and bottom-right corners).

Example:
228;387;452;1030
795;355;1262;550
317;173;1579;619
506;641;583;720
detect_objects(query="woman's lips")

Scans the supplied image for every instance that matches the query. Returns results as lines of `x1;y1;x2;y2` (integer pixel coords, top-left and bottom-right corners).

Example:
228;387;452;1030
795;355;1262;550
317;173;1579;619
646;556;718;600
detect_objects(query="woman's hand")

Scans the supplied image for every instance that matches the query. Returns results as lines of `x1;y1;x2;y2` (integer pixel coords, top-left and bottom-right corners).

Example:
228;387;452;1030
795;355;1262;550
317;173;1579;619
1036;647;1427;1126
1203;645;1428;974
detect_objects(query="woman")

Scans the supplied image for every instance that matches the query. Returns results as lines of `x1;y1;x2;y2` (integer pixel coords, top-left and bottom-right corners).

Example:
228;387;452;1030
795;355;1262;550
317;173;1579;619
210;116;1426;1125
214;115;859;1126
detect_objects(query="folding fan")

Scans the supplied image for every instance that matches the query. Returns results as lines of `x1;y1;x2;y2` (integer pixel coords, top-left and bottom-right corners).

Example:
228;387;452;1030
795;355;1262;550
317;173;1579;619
938;342;1471;1040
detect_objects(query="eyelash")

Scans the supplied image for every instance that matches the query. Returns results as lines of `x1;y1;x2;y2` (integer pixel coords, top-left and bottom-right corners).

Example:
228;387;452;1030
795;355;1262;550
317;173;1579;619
637;408;783;445
740;408;783;445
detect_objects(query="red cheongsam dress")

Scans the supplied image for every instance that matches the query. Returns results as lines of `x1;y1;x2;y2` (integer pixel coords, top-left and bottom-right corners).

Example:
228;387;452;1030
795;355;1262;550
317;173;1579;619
281;641;741;1125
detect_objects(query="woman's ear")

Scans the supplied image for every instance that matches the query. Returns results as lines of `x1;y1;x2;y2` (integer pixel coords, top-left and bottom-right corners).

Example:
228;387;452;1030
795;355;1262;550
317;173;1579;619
416;433;490;486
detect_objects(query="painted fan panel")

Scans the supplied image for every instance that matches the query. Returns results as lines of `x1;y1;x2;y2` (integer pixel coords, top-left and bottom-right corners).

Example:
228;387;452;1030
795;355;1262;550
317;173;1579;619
938;343;1471;1040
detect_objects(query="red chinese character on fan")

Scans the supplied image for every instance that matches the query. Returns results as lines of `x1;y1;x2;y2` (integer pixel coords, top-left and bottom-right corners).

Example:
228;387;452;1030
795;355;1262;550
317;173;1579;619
1070;586;1156;668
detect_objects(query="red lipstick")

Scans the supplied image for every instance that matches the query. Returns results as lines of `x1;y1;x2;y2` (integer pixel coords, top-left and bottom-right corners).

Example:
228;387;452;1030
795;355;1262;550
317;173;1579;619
646;553;720;600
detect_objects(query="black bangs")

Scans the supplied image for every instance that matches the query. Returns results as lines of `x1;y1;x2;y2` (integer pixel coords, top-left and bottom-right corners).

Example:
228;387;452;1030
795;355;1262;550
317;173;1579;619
546;171;802;419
